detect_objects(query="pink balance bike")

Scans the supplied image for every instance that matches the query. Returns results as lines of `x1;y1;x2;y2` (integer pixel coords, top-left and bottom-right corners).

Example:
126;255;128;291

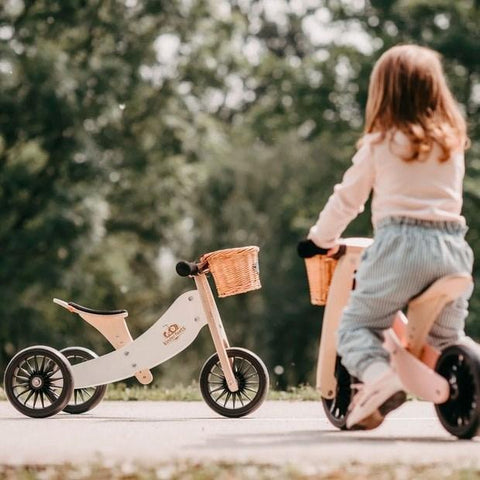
298;238;480;439
3;247;269;419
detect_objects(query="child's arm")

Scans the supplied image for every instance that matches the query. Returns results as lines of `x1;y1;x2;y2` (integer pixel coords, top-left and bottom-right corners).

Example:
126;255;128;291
309;141;375;248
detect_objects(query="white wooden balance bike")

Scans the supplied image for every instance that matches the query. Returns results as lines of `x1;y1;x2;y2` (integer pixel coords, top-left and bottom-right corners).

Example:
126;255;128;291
298;238;480;439
3;246;269;419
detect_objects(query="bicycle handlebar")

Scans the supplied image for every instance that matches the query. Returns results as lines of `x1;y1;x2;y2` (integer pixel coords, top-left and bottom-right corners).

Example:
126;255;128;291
297;239;329;258
175;261;200;277
177;239;345;276
297;239;346;259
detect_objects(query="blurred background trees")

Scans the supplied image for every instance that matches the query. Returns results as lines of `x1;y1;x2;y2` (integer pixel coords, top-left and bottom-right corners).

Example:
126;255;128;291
0;0;479;388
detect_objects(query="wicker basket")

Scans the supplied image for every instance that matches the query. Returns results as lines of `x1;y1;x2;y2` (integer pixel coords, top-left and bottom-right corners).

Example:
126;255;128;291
200;246;261;297
304;255;338;306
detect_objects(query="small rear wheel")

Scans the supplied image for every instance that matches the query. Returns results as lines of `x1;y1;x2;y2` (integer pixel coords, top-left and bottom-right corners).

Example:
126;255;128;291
3;346;74;418
200;347;269;418
435;344;480;439
321;356;353;430
60;347;107;414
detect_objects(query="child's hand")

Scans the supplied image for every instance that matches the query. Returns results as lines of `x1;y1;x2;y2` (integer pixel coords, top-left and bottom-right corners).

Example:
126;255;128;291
327;245;341;257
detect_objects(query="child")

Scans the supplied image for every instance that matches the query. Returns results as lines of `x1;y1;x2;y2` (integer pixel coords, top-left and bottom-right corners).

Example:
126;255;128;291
307;44;473;429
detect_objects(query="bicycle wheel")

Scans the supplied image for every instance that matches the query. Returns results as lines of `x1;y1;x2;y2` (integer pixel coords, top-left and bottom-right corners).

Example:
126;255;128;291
200;347;269;418
321;355;353;429
3;346;74;418
60;347;107;414
435;344;480;439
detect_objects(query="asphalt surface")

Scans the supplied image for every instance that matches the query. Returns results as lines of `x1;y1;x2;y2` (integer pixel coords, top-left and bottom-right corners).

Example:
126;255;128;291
0;400;478;468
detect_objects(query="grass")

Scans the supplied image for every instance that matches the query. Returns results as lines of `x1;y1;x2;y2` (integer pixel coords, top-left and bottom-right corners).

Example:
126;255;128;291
0;383;321;402
103;382;323;401
0;461;479;480
104;382;321;401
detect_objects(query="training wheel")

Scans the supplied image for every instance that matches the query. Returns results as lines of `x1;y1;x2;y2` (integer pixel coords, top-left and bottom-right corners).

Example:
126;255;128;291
435;344;480;439
200;347;269;418
60;346;107;414
3;345;74;418
321;355;354;430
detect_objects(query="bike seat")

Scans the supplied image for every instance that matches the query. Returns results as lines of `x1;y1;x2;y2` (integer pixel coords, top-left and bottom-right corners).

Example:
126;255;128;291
405;273;472;356
54;298;127;316
68;302;127;316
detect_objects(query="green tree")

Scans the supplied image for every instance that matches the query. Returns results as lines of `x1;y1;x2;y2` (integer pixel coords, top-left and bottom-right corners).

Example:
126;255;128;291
1;0;479;389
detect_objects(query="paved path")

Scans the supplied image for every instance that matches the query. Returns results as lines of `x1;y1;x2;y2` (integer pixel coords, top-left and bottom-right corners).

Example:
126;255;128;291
0;401;478;467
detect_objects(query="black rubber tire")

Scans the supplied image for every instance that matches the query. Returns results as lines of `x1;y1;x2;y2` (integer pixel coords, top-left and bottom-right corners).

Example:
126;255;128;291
60;347;107;414
321;355;353;430
435;344;480;439
3;345;74;418
200;347;269;418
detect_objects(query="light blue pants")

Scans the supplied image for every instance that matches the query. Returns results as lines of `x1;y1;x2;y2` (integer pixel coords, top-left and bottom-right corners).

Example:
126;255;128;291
337;216;474;379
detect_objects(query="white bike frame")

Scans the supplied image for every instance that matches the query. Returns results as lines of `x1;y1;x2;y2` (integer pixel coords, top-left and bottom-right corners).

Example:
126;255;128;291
54;271;239;391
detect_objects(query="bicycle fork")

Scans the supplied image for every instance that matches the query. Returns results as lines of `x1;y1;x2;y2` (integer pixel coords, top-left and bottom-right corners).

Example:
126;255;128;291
194;274;239;392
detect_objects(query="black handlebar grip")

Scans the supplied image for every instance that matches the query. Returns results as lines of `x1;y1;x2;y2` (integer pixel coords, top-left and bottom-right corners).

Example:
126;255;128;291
297;239;329;258
176;261;199;277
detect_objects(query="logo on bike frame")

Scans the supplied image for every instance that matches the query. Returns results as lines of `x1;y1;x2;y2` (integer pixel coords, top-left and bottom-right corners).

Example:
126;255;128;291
162;323;186;345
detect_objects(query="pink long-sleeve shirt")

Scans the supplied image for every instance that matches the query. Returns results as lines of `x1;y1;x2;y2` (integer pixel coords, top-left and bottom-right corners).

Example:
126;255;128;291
308;131;466;248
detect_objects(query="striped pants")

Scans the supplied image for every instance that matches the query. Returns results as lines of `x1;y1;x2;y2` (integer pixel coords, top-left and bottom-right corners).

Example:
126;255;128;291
337;216;474;379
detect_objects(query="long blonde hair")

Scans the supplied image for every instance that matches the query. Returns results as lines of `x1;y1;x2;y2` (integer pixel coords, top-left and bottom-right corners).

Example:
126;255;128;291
362;44;468;162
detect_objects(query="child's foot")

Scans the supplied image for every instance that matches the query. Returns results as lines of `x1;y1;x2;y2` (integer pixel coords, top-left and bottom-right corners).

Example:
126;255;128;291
346;369;406;430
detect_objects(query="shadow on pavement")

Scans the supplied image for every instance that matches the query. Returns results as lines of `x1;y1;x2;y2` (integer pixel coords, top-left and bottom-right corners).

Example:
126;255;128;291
188;430;458;450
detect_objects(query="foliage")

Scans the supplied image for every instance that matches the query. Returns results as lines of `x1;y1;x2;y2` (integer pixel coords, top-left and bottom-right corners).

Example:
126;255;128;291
0;0;479;386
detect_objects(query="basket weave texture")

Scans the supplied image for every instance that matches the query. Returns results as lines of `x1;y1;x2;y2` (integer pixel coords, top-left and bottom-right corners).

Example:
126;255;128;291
304;255;338;306
200;246;261;297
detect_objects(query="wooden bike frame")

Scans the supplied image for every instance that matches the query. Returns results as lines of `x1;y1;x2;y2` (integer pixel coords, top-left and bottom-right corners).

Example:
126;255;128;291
316;237;473;402
316;238;372;398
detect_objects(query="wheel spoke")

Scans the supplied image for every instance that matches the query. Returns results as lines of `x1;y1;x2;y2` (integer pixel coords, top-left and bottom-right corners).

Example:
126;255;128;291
209;371;225;381
78;389;86;403
236;392;245;407
39;355;47;373
234;358;246;375
84;389;94;400
44;388;58;404
24;359;35;375
209;385;226;394
239;362;255;377
214;389;228;403
46;366;60;378
34;355;42;373
49;383;64;393
19;366;32;378
14;387;32;399
239;390;252;402
23;388;36;405
32;391;40;409
44;358;55;374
